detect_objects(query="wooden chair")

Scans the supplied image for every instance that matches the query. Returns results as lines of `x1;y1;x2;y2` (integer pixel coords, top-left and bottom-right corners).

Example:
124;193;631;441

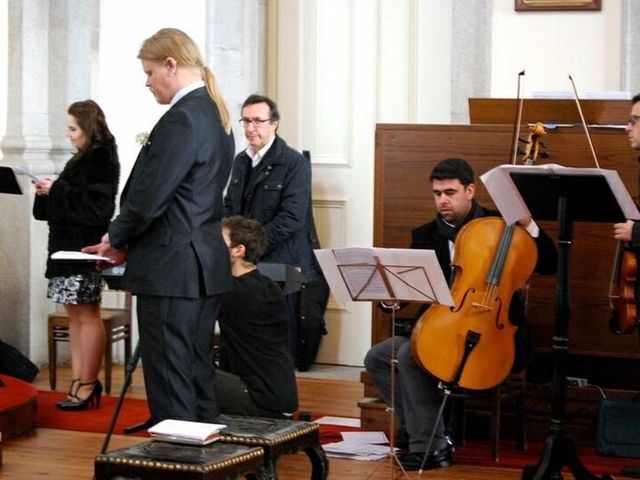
447;371;527;462
359;370;527;462
47;292;132;395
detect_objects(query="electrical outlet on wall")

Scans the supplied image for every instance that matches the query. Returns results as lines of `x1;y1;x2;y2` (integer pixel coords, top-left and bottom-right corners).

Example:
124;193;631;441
566;377;588;387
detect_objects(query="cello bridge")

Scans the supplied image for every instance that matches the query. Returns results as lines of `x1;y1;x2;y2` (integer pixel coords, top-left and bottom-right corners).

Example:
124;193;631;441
471;302;493;312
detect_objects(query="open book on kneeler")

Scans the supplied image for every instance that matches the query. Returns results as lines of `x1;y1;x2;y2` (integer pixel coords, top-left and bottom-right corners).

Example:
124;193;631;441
148;419;227;446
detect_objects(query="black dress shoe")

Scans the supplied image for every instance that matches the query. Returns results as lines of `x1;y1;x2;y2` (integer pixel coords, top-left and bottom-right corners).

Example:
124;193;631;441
398;446;452;471
395;427;409;452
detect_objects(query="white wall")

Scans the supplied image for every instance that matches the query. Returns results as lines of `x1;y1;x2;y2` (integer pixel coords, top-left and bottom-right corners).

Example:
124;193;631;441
271;0;456;366
0;0;6;157
491;0;622;97
98;0;206;188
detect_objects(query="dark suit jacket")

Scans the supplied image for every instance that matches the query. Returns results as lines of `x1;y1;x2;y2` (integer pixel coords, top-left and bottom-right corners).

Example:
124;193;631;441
223;135;320;282
109;87;234;298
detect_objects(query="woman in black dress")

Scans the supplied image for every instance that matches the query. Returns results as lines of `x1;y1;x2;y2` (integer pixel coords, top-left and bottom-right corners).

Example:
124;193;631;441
33;100;119;410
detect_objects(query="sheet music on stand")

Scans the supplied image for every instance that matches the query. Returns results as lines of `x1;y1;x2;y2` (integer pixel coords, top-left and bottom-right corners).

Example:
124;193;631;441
314;246;453;306
480;163;640;224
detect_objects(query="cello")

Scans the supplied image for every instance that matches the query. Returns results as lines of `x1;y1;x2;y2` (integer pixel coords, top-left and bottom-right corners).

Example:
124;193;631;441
410;121;547;391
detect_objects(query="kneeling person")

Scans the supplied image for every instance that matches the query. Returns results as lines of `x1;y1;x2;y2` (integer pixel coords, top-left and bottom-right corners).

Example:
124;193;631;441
217;216;299;418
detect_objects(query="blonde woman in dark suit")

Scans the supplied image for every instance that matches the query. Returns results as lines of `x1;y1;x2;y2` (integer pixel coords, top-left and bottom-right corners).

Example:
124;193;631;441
84;28;234;423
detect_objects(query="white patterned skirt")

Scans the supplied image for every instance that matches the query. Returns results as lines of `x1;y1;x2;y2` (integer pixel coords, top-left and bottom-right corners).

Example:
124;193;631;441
47;273;104;305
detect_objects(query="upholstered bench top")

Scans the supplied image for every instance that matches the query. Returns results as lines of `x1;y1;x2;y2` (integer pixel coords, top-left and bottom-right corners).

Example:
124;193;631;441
95;440;264;480
218;414;319;446
217;414;328;480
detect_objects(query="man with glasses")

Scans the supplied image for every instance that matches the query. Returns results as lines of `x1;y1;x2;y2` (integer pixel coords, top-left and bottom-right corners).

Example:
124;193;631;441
224;94;326;369
614;93;640;244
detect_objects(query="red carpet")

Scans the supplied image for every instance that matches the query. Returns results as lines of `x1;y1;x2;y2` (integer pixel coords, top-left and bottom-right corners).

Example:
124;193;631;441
453;440;640;476
36;391;640;475
37;390;150;437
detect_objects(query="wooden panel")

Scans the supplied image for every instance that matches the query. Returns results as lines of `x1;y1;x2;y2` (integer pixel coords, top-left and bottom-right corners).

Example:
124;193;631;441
373;123;640;376
469;98;629;126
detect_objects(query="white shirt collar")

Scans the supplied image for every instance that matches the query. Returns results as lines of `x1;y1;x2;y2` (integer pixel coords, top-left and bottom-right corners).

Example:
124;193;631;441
170;80;205;107
246;136;276;168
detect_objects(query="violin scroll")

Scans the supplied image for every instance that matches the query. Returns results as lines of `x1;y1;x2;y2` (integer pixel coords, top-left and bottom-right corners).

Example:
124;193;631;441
518;122;548;166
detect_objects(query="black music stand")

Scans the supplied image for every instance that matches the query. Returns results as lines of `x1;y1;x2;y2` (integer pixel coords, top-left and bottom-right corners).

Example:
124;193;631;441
100;263;306;454
314;246;452;479
0;166;22;195
257;262;305;295
485;167;633;480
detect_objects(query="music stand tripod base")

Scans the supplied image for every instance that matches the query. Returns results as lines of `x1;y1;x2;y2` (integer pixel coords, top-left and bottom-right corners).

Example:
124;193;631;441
380;301;410;479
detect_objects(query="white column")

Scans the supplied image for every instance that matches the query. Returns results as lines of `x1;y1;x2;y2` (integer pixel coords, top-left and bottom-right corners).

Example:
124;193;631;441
621;0;640;93
0;0;99;364
451;0;492;123
205;0;268;151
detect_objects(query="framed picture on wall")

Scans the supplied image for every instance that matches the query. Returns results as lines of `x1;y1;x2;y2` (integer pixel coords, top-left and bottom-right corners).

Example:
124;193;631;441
515;0;601;11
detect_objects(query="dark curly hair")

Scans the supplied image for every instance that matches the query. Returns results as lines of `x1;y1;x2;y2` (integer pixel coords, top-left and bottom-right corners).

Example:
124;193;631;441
222;216;267;264
429;158;475;186
67;100;117;152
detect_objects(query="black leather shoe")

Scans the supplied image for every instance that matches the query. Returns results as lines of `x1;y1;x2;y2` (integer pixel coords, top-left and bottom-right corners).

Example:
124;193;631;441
397;446;452;471
395;428;409;452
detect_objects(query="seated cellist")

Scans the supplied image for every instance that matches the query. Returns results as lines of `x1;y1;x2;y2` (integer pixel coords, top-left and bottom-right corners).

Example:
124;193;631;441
364;157;557;471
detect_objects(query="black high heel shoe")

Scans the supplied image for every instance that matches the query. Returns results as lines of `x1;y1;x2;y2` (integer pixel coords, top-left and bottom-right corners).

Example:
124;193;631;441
56;378;80;407
57;380;102;411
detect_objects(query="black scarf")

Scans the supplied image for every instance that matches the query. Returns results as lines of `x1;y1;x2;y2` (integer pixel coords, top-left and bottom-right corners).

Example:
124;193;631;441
435;201;486;242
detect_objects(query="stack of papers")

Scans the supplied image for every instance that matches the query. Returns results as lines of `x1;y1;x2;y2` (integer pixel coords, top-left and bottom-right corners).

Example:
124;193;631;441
323;440;393;461
148;419;227;446
314;417;393;461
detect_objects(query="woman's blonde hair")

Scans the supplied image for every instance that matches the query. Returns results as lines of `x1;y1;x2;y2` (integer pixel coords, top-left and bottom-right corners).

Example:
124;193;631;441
138;28;232;134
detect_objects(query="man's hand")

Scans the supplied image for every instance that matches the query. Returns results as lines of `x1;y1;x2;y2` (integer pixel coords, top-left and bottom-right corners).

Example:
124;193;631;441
82;233;127;270
613;220;635;242
516;216;532;228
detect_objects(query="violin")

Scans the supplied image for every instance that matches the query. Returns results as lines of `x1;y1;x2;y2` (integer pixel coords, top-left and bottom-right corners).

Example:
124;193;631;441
410;119;547;390
609;242;638;334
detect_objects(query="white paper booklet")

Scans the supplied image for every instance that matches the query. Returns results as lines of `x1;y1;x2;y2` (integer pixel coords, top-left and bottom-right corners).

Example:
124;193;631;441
148;419;227;446
51;251;111;261
11;165;40;182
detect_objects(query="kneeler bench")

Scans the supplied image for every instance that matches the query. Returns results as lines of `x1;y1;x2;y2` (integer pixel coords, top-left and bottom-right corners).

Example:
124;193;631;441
94;440;265;480
217;414;329;480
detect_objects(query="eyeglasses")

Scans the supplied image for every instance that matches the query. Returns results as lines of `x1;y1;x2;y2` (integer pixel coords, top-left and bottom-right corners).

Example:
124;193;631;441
239;118;272;128
628;115;640;126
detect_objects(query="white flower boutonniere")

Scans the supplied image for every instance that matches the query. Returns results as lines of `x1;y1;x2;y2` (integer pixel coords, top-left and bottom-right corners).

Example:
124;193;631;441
136;131;151;147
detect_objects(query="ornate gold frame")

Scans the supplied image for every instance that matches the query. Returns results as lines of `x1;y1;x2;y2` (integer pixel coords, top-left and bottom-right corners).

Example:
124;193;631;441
515;0;601;11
